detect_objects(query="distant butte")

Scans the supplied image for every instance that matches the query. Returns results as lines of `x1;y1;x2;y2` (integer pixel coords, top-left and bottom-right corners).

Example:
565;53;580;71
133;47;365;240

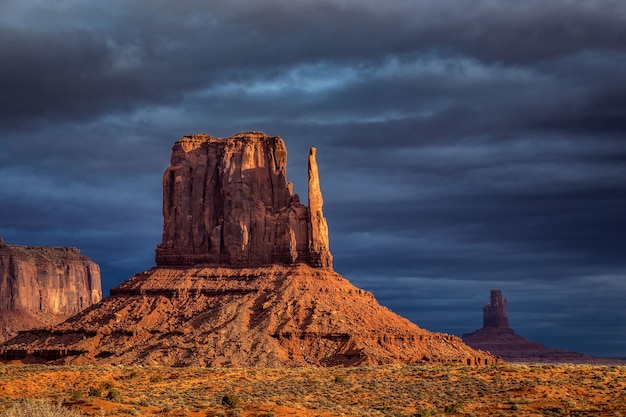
0;238;102;342
0;132;495;366
462;290;625;364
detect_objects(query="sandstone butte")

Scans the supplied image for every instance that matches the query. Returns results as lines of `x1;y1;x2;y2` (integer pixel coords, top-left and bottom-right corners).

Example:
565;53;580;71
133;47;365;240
462;290;624;364
0;237;102;343
0;132;496;366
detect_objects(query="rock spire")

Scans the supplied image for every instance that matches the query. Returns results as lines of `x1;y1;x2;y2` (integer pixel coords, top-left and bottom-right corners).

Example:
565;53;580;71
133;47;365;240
483;289;509;328
307;147;332;268
155;132;332;269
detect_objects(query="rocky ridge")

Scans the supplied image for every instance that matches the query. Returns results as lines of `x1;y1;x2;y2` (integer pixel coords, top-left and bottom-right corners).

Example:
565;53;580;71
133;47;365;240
0;238;102;342
0;132;495;366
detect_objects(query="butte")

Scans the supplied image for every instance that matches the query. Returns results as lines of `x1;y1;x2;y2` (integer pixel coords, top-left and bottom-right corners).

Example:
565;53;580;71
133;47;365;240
0;238;101;343
463;290;624;364
1;132;495;366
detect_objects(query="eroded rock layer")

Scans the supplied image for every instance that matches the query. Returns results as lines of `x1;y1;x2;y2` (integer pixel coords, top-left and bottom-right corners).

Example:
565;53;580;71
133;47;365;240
155;132;332;269
1;265;494;366
0;238;102;342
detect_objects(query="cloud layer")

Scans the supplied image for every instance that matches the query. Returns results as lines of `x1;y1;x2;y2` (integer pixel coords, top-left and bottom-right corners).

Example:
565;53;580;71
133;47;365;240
1;0;625;356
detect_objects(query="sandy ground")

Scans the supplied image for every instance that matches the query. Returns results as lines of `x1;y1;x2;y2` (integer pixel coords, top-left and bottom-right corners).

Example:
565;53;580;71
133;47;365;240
1;363;625;416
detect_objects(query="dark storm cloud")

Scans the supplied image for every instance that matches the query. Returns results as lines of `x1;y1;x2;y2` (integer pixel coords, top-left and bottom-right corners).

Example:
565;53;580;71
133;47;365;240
2;0;625;125
1;0;625;356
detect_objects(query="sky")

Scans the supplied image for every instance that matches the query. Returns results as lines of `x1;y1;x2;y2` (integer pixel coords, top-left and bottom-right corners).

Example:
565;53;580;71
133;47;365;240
0;0;625;357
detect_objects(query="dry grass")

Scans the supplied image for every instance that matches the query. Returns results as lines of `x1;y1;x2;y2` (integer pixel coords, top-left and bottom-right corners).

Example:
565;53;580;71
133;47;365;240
0;399;86;417
1;363;625;416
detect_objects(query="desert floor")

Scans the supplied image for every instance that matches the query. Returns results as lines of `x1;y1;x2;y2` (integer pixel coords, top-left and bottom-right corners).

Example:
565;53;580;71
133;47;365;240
0;363;625;416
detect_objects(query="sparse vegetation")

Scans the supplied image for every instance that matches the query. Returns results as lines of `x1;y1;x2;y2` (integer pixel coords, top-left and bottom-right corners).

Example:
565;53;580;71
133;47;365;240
105;388;122;403
87;387;101;397
444;402;464;412
149;375;163;383
0;400;85;417
221;393;240;408
413;407;434;417
0;364;625;416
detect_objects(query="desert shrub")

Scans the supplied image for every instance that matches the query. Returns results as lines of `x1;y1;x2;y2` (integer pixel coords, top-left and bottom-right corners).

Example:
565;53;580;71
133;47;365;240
104;382;115;390
444;402;463;412
541;406;567;417
106;388;122;403
0;400;86;417
87;387;101;397
413;407;434;417
333;375;346;384
221;394;240;408
138;398;151;407
149;375;164;383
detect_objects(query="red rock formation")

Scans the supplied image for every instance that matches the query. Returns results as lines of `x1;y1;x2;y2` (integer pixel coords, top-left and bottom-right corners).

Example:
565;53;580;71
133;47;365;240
0;133;495;366
483;290;509;329
155;132;332;269
307;148;332;268
462;290;622;364
0;239;102;342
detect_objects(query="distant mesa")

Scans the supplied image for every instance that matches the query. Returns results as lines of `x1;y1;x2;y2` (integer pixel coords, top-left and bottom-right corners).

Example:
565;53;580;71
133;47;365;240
0;132;495;366
462;290;624;364
0;239;102;343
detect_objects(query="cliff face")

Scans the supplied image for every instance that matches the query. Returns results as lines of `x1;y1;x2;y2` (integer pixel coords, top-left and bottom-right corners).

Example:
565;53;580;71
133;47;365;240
155;132;332;269
0;239;102;342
